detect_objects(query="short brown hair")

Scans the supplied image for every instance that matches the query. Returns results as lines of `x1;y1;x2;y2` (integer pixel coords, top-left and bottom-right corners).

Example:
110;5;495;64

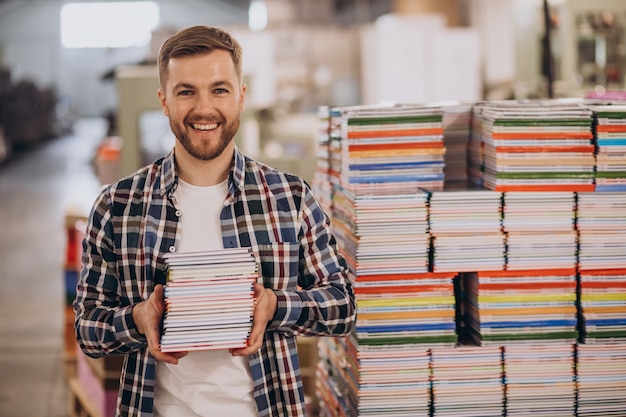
157;25;243;88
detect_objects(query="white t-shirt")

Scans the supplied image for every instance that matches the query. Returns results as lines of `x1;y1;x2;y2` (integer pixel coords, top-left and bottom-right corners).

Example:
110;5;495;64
153;178;258;417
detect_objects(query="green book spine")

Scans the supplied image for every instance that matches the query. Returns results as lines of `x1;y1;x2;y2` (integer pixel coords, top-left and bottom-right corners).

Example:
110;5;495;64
358;335;457;346
595;171;626;179
348;115;443;126
481;331;578;342
495;172;595;180
493;119;592;127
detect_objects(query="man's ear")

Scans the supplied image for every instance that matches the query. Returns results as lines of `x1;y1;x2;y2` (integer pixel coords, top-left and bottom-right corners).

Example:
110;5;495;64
158;88;169;116
239;83;247;113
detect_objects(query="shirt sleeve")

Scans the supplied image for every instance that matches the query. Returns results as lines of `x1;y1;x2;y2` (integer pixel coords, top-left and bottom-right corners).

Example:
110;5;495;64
267;183;356;337
73;190;146;358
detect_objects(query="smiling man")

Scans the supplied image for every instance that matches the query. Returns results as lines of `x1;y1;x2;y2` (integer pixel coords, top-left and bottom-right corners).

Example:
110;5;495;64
74;26;356;417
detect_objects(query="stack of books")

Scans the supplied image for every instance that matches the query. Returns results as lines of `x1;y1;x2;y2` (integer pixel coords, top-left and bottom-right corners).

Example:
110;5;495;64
503;343;576;416
317;103;461;417
331;189;430;276
356;337;431;416
354;271;458;348
588;104;626;191
160;248;258;352
430;346;504;417
317;270;458;416
577;192;626;270
339;104;446;195
477;100;595;192
577;342;626;415
312;105;334;217
502;191;577;270
579;269;626;343
464;269;578;346
429;190;504;273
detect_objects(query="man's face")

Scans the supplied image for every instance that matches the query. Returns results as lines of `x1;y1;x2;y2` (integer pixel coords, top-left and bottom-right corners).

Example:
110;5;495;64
158;50;246;161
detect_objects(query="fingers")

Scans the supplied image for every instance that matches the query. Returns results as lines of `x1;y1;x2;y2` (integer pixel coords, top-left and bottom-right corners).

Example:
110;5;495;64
134;284;189;364
230;313;265;356
151;349;189;364
141;284;277;359
230;285;277;357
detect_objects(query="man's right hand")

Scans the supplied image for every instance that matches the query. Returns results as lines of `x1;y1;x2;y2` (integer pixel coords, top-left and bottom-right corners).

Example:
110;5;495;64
132;284;188;364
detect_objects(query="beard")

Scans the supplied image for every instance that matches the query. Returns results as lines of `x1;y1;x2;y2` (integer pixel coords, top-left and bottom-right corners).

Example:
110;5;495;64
171;113;241;161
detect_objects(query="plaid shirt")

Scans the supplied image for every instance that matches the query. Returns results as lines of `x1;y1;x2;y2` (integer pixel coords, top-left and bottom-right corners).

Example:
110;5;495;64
74;147;356;416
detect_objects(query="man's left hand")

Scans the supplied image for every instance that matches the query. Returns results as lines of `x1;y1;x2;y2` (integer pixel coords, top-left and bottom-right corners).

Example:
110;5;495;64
230;283;277;356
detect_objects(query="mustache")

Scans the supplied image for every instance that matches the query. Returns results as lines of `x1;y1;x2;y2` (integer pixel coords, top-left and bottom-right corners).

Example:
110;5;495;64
185;115;223;124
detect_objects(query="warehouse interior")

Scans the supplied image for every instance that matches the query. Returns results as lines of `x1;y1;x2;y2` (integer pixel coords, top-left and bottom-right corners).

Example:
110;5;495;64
1;0;625;416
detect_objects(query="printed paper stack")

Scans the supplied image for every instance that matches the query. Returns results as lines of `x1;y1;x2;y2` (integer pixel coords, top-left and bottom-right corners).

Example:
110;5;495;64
312;105;334;216
327;106;345;205
589;104;626;191
503;343;576;416
502;191;577;270
478;100;595;192
355;343;431;416
442;102;473;186
328;272;457;415
430;346;504;417
319;105;388;217
317;336;432;417
579;269;626;343
340;104;446;195
429;190;505;273
577;342;626;415
576;265;626;413
160;248;257;352
467;269;578;346
577;192;626;270
331;189;430;276
354;272;458;348
348;271;457;416
316;336;355;417
317;269;457;416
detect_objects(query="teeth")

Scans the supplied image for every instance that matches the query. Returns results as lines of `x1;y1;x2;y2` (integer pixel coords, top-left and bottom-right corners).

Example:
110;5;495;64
192;123;218;131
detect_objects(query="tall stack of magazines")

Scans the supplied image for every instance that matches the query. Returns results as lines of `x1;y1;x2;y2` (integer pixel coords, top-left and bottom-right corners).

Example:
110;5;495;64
160;248;257;352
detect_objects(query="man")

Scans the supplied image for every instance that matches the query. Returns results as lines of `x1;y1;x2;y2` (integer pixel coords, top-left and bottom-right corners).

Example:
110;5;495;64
74;25;356;417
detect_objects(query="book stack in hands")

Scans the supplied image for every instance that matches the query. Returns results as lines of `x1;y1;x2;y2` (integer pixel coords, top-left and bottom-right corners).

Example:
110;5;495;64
160;247;258;352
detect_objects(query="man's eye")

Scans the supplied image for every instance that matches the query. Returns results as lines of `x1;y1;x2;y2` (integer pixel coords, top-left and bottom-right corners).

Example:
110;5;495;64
177;90;193;96
214;88;228;94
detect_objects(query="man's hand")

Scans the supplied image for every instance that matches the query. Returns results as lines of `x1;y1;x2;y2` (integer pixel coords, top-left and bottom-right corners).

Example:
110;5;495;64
230;283;277;356
132;284;188;364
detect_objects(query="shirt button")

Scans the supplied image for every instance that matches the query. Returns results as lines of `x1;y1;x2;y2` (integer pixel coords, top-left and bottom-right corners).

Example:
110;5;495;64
161;188;166;194
168;246;176;252
175;210;181;217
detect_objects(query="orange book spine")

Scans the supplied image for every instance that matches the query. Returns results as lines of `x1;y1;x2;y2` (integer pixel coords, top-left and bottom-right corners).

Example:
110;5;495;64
493;145;595;153
477;269;576;278
348;142;445;152
597;125;626;133
356;272;457;282
355;284;453;294
494;184;595;192
491;132;593;140
347;127;444;139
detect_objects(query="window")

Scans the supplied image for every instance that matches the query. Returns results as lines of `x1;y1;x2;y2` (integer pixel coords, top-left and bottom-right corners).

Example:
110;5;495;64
61;2;159;48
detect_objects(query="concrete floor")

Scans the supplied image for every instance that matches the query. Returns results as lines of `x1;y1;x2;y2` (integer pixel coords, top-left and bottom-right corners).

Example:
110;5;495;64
0;118;105;417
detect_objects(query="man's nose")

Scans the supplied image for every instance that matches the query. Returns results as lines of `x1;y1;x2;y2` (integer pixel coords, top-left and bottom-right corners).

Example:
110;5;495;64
195;92;214;113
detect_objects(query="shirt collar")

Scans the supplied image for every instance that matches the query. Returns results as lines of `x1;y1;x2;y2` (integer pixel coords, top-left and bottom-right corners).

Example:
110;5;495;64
160;149;177;196
231;145;246;193
158;146;246;197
